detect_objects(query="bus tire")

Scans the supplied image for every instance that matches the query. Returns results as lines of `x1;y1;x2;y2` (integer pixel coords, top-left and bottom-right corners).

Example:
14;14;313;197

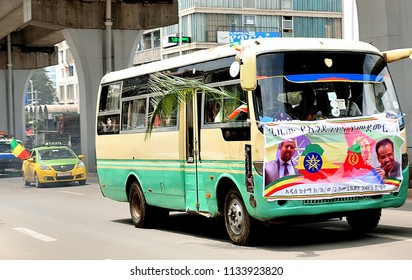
129;181;151;228
224;188;254;246
346;208;381;232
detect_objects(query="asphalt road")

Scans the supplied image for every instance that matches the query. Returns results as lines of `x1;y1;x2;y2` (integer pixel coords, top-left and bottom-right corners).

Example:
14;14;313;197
1;173;412;260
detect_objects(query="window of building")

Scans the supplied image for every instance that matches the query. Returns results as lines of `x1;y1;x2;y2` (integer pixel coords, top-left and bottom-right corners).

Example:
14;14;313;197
243;15;255;26
282;0;292;10
243;0;255;8
153;30;161;48
68;84;74;101
142;33;152;50
282;16;293;37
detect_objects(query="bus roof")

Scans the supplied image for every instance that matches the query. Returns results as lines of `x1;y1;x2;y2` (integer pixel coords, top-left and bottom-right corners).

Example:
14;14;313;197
244;37;381;54
100;38;382;84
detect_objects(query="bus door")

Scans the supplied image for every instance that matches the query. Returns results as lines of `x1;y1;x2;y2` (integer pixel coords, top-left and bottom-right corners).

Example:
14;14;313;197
184;92;203;212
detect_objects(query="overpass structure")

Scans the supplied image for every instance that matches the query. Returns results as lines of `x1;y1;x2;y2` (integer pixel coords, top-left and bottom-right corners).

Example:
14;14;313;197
1;0;412;171
0;0;177;171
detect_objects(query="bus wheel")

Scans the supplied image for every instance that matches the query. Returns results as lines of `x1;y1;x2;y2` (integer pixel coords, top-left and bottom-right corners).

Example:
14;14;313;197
346;208;381;232
129;182;150;228
224;189;253;246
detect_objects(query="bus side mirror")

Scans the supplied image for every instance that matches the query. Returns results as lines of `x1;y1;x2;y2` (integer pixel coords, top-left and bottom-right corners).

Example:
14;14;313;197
237;46;257;91
382;48;412;63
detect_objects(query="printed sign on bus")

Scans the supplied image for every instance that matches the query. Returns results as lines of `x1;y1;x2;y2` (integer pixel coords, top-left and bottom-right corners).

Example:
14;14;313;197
263;116;404;200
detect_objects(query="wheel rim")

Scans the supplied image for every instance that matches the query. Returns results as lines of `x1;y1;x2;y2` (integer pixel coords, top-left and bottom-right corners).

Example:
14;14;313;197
226;197;244;235
131;191;141;222
35;173;39;187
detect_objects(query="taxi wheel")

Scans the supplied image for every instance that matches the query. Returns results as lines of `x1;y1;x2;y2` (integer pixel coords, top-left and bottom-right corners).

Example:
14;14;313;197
34;173;43;188
78;180;86;185
22;173;31;186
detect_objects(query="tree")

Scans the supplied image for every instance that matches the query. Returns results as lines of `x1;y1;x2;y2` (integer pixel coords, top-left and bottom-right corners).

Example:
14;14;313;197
145;72;242;138
30;68;59;105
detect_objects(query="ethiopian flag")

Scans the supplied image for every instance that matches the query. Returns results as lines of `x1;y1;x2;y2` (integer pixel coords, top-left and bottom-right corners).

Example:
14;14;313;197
10;138;30;160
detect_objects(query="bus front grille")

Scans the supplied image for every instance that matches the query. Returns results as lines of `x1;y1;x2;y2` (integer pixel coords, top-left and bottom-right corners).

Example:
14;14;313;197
303;195;382;205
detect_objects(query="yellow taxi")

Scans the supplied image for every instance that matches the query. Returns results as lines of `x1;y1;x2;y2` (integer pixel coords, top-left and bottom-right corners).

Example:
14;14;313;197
22;144;87;187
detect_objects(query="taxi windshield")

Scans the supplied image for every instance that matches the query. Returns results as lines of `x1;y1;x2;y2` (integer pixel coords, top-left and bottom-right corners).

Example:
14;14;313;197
39;148;76;160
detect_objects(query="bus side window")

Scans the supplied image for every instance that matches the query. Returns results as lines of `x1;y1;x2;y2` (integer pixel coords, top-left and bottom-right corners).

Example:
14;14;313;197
97;115;120;134
204;85;247;124
205;98;222;123
148;98;178;129
97;82;121;135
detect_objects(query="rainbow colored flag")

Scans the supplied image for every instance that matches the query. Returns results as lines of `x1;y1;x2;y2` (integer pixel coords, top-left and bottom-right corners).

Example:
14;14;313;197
10;138;30;160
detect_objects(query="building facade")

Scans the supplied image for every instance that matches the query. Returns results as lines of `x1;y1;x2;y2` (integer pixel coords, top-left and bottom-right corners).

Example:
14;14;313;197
56;41;79;106
134;0;343;65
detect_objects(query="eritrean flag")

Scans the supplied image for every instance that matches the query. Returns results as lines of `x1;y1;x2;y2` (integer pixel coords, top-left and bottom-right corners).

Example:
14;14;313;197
342;142;372;174
10;138;30;160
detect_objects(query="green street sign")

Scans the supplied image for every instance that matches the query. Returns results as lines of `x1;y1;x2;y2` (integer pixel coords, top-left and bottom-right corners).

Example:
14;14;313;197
168;36;191;44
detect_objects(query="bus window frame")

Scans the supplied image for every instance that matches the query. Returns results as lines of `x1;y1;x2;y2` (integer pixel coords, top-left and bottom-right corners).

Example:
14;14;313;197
201;80;249;129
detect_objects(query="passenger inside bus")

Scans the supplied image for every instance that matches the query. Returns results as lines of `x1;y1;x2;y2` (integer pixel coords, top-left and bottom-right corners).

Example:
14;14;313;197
292;89;320;120
336;85;362;117
212;101;223;122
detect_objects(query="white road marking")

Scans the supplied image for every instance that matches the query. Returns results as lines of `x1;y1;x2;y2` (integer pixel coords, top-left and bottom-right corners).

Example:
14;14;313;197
13;227;57;242
59;190;84;196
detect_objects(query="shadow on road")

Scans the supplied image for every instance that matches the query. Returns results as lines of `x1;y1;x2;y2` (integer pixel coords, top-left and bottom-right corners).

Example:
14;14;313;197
112;211;412;251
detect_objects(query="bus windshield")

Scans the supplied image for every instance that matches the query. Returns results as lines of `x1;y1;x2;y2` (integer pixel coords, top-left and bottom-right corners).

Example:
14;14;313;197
253;51;403;127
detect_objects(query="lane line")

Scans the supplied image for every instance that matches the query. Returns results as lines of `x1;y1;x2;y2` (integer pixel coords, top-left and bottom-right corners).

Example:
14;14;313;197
13;227;57;242
59;190;85;196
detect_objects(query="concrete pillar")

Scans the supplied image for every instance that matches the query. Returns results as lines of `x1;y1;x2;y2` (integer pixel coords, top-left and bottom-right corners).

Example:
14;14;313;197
357;0;412;159
61;28;142;172
0;70;7;133
14;70;32;141
0;68;31;141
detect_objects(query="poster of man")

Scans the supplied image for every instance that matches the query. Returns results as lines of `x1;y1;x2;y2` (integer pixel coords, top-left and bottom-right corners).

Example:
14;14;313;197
374;138;401;179
264;138;300;186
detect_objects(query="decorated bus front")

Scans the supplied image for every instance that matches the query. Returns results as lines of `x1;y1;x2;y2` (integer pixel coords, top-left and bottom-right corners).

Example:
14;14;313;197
248;49;409;220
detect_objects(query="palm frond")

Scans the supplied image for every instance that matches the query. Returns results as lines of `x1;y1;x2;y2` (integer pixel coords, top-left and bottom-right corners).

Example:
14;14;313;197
145;72;241;138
